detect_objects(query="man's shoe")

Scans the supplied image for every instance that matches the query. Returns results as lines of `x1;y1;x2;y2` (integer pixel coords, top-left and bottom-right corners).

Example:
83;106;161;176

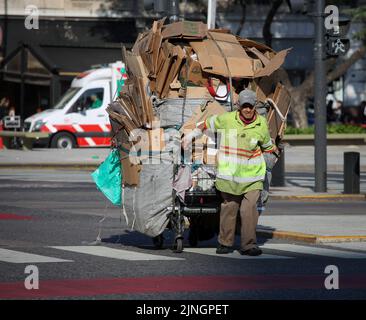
239;247;262;256
216;244;234;254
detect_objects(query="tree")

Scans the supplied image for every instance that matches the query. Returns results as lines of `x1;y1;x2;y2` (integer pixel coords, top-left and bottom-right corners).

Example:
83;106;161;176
185;0;366;127
262;1;366;128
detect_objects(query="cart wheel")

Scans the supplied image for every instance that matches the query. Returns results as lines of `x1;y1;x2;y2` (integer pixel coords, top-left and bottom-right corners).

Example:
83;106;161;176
188;229;198;247
152;234;164;249
173;238;183;253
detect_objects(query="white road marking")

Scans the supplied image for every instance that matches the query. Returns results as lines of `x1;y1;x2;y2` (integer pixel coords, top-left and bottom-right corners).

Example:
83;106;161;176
0;248;73;264
262;243;366;259
183;247;293;259
50;246;185;261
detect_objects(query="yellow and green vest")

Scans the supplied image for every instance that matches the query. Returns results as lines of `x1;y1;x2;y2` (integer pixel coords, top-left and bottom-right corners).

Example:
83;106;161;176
205;111;274;195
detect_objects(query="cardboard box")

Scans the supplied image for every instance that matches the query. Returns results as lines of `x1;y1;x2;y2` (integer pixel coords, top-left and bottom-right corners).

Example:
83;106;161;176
255;75;276;103
254;49;292;78
267;83;291;141
180;86;211;99
249;47;271;66
190;32;253;78
253;59;264;73
120;143;142;186
148;128;166;152
203;136;218;165
190;32;291;78
155;41;174;97
162;21;207;39
238;38;275;53
181;100;226;131
125;52;154;126
179;56;208;87
204;147;218;165
126;51;148;78
149;18;166;78
161;45;186;98
192;146;204;163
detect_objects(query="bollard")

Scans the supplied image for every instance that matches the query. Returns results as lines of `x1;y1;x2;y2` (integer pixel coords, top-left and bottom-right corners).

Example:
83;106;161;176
344;152;360;194
271;149;285;187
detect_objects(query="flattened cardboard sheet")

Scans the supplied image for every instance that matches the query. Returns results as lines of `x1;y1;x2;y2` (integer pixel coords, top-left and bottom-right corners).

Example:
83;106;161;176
162;21;207;39
267;83;291;141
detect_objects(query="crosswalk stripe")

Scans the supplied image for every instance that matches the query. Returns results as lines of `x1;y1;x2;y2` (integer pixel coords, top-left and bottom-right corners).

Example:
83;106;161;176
183;247;293;259
261;243;366;259
0;248;73;263
50;246;185;261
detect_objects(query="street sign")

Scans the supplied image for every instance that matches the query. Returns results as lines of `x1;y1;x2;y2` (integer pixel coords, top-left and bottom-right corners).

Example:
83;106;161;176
325;36;350;57
4;116;21;129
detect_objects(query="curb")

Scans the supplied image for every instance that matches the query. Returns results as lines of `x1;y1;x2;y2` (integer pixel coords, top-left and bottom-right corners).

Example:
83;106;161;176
270;194;366;201
257;228;366;244
0;163;99;170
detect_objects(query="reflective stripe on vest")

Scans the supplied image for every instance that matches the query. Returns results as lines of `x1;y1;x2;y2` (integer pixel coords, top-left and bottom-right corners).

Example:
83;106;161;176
261;139;273;149
217;157;266;178
220;146;262;158
218;154;265;166
216;174;265;184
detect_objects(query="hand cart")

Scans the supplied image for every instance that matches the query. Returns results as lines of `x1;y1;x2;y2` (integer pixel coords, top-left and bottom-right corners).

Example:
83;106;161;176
152;164;222;253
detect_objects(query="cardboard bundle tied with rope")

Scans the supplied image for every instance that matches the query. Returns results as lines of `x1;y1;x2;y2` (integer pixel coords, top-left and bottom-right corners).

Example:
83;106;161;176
105;19;292;237
107;18;292;188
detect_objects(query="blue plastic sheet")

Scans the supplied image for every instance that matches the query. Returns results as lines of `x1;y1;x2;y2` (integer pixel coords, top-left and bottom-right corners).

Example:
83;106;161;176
91;149;122;206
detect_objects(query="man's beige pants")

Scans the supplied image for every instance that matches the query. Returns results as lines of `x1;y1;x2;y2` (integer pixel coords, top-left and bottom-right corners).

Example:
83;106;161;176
218;190;260;250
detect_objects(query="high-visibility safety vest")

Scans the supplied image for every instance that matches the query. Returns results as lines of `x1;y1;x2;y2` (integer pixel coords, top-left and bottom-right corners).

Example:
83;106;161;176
205;111;275;195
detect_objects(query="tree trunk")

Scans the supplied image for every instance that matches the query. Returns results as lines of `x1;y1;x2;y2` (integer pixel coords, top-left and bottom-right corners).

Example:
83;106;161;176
263;0;283;47
235;0;247;36
290;88;310;128
275;46;366;128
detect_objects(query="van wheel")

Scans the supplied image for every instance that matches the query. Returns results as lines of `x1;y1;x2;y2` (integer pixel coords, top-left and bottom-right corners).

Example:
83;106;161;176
50;132;76;149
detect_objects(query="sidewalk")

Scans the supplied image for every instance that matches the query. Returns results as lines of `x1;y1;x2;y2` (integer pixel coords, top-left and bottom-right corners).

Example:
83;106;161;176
257;215;366;244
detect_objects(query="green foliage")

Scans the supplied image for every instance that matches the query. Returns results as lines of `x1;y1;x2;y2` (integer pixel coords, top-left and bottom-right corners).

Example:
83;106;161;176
285;124;366;135
346;5;366;41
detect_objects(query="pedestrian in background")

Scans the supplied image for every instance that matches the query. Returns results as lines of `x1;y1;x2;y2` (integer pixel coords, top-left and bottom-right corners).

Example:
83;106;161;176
8;106;16;118
0;97;10;125
359;101;366;125
333;100;343;123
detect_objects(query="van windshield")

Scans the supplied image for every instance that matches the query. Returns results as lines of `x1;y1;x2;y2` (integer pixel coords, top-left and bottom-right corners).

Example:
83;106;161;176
53;87;81;109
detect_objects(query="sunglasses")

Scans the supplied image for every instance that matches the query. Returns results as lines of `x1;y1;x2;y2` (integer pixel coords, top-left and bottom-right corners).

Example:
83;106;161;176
240;104;255;109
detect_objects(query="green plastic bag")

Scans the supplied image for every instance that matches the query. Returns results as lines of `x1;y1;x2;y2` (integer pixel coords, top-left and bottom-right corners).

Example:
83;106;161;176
91;149;122;206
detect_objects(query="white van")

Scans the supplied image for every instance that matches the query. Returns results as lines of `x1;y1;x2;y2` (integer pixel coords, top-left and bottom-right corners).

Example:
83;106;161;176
24;61;126;149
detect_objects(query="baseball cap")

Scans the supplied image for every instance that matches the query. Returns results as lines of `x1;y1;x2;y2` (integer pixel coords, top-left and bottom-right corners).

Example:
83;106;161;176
238;89;256;107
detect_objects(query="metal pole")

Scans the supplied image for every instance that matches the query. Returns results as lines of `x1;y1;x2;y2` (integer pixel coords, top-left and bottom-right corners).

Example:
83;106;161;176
20;44;27;122
170;0;179;22
3;0;8;58
207;0;217;30
50;74;61;106
314;0;327;192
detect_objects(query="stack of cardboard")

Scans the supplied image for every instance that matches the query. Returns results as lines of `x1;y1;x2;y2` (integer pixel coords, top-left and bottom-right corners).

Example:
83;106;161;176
107;19;292;186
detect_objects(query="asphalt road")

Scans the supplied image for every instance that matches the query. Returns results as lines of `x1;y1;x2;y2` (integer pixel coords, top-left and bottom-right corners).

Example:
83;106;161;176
0;168;366;301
